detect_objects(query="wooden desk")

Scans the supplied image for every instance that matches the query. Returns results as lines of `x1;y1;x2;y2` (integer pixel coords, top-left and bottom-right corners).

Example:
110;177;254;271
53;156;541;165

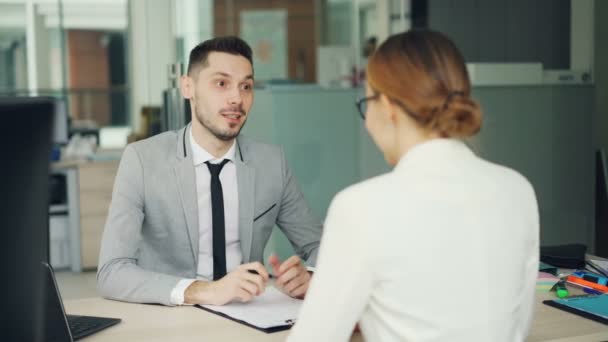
64;297;363;341
527;291;608;342
64;293;607;342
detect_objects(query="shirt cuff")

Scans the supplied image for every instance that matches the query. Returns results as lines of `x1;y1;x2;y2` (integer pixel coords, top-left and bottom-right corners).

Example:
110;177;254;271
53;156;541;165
306;266;315;273
170;278;197;305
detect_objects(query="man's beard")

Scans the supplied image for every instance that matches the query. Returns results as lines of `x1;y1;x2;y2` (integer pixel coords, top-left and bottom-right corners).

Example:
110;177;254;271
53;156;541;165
194;106;247;141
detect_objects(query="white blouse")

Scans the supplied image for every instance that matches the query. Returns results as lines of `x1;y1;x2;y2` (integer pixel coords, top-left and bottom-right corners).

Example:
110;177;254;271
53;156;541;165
288;139;539;342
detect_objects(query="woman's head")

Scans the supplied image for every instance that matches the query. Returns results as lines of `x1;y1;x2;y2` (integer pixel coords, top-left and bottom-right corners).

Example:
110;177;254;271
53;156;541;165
363;29;482;165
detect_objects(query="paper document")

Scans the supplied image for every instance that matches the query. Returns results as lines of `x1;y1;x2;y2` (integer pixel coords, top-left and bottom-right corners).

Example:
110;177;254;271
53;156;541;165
588;258;608;272
200;286;302;329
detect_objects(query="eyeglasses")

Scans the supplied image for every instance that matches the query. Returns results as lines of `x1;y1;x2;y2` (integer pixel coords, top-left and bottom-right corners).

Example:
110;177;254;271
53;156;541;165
355;94;379;120
356;94;422;121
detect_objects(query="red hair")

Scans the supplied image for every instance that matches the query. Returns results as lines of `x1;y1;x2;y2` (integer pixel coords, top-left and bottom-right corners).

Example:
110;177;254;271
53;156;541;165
367;30;482;138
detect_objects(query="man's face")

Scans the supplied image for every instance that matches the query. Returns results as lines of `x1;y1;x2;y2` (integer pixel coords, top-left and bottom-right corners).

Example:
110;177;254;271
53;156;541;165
186;52;254;141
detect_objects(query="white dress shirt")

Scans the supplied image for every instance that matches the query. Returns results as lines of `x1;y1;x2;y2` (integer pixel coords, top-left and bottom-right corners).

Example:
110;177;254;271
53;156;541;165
169;130;242;305
288;139;539;342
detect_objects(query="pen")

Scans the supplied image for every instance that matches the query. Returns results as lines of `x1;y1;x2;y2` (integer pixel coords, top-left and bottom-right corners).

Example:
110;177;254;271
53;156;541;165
247;269;273;278
582;287;603;295
567;270;608;294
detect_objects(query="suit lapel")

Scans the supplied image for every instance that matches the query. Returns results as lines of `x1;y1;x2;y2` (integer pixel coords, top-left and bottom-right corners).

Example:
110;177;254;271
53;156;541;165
235;140;255;262
174;125;199;265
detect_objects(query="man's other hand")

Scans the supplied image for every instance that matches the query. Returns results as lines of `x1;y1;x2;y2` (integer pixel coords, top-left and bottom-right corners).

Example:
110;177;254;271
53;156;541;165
269;254;311;299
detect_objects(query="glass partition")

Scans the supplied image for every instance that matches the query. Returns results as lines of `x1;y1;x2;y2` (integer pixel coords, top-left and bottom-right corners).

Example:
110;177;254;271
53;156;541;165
168;0;387;259
171;0;387;87
0;0;130;134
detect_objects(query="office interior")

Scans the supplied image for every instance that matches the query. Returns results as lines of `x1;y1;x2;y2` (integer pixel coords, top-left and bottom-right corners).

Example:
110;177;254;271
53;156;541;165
1;0;607;334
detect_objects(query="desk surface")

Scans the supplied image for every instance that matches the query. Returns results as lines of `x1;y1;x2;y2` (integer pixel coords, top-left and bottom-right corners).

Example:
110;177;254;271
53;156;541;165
64;297;363;342
64;292;608;342
528;291;608;342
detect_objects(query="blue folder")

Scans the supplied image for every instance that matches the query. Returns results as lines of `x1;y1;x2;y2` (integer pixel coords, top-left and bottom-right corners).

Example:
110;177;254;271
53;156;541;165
543;294;608;325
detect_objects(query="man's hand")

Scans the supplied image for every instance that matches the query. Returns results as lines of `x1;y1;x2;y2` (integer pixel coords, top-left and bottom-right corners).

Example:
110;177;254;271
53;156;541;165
184;262;269;305
269;254;311;299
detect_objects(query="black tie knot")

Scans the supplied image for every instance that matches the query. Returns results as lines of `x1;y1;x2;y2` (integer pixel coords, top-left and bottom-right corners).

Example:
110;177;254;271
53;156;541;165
206;159;230;178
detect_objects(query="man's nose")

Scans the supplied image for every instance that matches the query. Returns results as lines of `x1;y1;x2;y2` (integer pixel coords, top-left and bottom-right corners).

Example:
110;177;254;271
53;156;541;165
228;87;242;106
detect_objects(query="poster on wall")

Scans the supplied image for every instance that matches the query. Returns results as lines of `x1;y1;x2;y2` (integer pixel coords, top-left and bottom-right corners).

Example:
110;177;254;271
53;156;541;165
240;9;287;81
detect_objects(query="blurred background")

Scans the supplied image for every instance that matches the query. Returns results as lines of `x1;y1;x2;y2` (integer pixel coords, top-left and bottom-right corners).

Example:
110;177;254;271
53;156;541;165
1;0;606;294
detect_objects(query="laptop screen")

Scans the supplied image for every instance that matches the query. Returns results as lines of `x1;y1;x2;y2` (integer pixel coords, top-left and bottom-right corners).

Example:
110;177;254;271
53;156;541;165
42;262;73;342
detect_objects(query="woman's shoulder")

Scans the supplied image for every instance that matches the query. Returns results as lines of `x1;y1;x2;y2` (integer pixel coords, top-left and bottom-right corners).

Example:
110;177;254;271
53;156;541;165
476;157;537;201
332;172;396;207
323;173;397;243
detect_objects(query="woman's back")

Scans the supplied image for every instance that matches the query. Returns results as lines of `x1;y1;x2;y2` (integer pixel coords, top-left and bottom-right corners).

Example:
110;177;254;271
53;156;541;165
361;139;538;341
289;139;539;342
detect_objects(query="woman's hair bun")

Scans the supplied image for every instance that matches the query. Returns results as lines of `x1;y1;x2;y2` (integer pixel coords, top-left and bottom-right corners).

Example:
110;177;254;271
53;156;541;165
433;95;482;138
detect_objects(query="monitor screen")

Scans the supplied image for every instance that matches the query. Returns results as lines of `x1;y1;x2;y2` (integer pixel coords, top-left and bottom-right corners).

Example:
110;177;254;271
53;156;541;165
596;149;608;257
0;97;55;342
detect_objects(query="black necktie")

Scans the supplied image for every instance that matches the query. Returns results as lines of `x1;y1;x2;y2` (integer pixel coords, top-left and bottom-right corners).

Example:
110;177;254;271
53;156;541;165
206;159;230;280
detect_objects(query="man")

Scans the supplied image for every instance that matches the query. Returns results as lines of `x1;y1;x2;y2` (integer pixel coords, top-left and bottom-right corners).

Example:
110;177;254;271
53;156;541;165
97;37;322;306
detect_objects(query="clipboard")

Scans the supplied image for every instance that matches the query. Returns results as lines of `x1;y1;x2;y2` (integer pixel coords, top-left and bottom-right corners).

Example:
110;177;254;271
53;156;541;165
543;295;608;325
195;286;302;334
196;305;294;333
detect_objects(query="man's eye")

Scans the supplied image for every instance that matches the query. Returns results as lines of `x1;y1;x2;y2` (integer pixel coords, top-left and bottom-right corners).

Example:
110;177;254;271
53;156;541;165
241;84;252;90
217;80;227;87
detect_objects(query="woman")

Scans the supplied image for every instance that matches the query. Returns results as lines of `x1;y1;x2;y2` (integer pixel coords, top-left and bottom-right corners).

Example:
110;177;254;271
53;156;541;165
288;30;539;342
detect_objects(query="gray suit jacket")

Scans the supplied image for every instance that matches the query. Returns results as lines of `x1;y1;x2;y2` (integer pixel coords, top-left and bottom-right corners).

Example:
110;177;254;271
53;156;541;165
97;125;322;305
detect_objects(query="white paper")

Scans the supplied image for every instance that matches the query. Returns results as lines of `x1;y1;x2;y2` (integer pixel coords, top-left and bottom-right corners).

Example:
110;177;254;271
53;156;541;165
201;286;302;329
589;258;608;272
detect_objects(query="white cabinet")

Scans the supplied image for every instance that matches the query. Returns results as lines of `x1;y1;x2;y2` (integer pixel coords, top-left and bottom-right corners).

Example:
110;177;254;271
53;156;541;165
49;212;70;269
51;160;119;271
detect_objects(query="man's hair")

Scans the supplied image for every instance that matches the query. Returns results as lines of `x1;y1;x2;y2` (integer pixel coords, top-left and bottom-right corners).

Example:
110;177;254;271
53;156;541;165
187;36;253;77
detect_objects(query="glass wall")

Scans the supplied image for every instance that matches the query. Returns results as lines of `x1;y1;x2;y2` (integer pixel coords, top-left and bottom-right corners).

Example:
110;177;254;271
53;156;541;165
171;0;395;87
0;0;130;135
167;0;412;259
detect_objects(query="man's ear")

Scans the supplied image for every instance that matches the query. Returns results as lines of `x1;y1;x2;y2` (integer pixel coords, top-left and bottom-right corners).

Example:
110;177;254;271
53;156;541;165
180;75;193;99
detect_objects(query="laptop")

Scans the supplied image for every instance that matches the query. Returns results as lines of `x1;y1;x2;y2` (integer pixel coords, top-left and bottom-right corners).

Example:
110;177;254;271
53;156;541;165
43;262;121;341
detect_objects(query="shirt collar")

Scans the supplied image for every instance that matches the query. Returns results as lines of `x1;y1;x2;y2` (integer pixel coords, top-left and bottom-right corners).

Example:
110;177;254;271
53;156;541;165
189;128;236;166
394;138;473;172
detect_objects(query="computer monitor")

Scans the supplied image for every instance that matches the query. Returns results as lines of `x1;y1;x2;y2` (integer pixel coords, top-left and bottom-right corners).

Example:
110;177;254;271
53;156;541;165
596;149;608;257
0;97;55;342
